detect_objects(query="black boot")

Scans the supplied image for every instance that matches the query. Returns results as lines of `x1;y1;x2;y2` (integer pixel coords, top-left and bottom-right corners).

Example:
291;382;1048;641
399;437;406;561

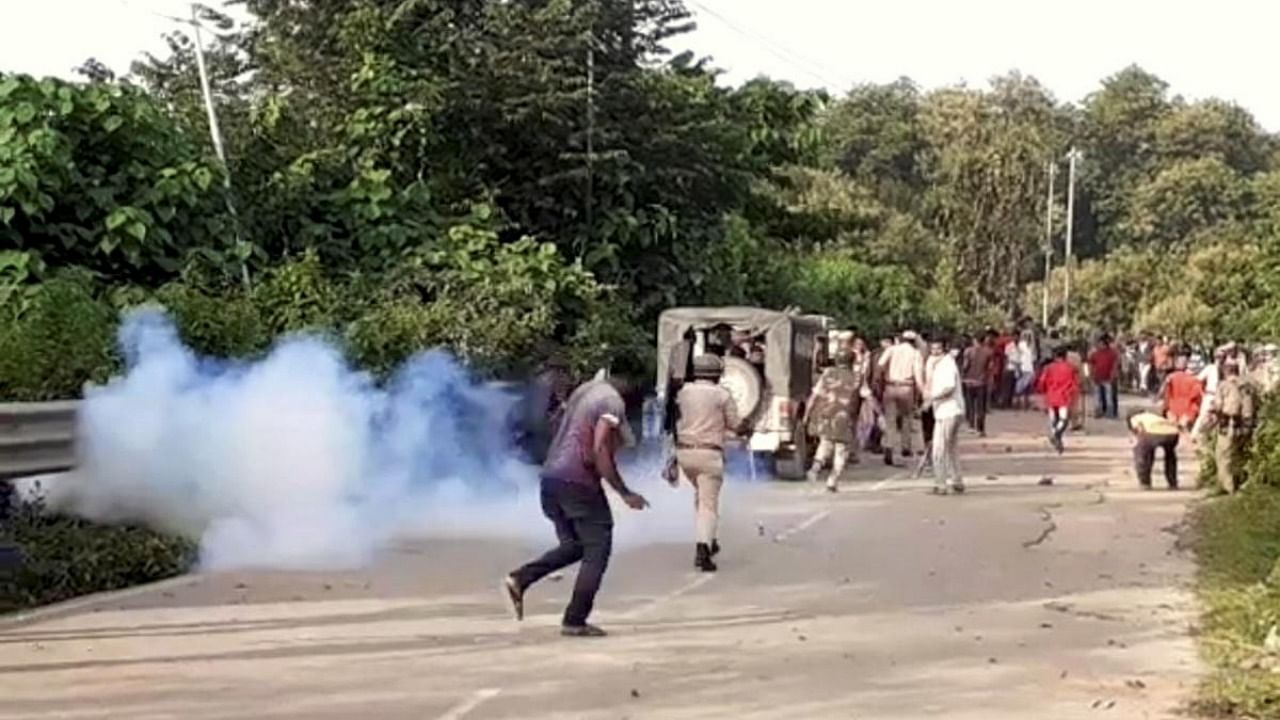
883;449;894;466
710;539;721;557
695;543;717;572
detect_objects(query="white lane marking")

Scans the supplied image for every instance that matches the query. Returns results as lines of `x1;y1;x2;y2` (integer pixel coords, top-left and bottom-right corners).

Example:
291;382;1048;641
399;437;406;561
773;509;831;542
437;688;502;720
622;574;716;620
868;478;895;492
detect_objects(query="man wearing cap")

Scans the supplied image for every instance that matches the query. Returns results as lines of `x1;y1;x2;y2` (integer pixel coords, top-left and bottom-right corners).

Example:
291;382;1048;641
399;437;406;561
1210;360;1258;494
877;331;926;466
805;348;862;493
505;376;649;637
1127;408;1181;490
673;354;742;572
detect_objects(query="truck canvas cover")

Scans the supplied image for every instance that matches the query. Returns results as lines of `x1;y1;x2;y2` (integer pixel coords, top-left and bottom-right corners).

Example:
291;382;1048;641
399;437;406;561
656;307;830;399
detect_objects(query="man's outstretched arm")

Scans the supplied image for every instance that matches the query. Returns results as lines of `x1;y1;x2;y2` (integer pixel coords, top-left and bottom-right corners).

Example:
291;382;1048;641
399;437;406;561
594;416;648;510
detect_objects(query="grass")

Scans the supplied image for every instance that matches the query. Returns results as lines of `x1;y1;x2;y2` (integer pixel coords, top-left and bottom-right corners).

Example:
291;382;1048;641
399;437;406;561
1192;486;1280;718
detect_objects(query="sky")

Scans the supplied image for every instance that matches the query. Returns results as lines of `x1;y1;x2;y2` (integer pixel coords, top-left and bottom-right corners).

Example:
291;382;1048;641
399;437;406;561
2;0;1278;130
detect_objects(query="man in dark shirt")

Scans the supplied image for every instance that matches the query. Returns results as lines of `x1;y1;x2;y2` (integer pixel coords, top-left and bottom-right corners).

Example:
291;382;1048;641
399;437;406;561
504;376;649;637
961;331;997;436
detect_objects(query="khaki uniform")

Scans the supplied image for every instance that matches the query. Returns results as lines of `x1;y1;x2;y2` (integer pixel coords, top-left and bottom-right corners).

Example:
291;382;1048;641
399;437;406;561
1211;376;1256;494
675;381;740;544
806;366;861;487
878;342;925;456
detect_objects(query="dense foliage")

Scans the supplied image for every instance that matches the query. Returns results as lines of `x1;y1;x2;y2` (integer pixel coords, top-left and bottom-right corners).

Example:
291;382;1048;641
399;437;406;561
6;4;1280;399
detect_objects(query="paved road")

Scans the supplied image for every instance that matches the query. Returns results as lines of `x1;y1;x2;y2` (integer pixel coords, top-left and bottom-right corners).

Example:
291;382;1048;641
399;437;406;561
0;408;1200;719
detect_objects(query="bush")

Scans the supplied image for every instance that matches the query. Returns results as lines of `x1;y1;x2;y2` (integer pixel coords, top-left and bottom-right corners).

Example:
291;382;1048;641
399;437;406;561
1192;394;1280;718
0;272;118;400
0;495;195;614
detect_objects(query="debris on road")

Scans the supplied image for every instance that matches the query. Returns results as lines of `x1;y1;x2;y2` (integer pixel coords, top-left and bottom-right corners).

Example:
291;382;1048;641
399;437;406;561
1039;476;1054;486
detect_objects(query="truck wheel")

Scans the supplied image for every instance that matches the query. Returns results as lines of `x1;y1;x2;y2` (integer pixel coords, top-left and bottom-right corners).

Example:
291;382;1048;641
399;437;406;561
719;356;763;421
773;428;811;481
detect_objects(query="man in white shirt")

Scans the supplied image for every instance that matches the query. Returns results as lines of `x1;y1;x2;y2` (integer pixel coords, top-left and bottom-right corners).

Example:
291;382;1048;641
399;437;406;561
877;331;926;466
1192;345;1229;439
926;337;966;495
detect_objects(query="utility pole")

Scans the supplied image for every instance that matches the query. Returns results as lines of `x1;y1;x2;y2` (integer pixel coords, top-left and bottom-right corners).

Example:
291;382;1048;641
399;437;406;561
191;4;227;168
1063;147;1081;329
189;3;249;289
1042;160;1056;328
585;43;595;254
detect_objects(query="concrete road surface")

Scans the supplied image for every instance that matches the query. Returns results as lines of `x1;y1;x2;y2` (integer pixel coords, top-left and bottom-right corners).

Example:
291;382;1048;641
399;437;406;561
0;408;1201;719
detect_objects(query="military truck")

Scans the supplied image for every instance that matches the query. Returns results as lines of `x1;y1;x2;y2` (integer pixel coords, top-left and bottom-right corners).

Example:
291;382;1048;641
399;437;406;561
656;307;835;479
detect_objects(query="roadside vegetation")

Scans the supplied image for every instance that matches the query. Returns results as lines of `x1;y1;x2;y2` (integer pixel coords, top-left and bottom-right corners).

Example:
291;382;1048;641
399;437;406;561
0;489;195;614
1192;396;1280;717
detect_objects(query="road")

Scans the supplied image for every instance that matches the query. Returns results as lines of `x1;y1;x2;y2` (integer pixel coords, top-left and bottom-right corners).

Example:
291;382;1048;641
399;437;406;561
0;408;1200;719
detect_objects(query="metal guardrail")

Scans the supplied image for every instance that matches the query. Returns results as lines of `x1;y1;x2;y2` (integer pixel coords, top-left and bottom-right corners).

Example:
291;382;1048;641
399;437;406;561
0;401;77;481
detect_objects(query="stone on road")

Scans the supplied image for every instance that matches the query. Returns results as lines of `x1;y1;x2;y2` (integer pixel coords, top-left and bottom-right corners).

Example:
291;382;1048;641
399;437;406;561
0;410;1199;719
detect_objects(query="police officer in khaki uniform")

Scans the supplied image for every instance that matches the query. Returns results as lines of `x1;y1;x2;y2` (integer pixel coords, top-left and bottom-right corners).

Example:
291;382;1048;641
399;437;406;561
877;331;926;466
1210;360;1258;494
805;349;862;493
673;354;742;572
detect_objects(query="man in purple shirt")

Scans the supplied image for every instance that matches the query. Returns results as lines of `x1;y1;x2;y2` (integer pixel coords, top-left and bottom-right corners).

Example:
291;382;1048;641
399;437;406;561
504;376;649;637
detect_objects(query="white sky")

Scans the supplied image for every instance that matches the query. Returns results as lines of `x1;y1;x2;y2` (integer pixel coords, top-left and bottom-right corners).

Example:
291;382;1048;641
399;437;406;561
2;0;1278;130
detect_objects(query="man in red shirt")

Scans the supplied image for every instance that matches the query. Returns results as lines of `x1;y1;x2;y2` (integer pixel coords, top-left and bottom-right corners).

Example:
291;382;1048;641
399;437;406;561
1087;334;1121;419
1037;346;1079;454
1161;354;1203;432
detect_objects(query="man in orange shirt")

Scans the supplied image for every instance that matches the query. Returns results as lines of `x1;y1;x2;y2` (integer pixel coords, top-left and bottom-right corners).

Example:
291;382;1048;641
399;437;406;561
1161;355;1203;432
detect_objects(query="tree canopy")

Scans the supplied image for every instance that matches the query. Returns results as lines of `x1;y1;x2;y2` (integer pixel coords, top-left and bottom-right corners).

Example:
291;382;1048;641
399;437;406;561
3;1;1280;400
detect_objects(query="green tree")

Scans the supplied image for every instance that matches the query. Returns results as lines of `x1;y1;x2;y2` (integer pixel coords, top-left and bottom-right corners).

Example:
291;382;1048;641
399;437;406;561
920;73;1065;311
820;79;926;207
0;74;233;283
1120;157;1250;248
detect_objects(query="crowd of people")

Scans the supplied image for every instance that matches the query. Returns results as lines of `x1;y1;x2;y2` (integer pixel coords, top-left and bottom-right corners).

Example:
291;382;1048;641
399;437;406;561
805;322;1278;497
500;319;1278;639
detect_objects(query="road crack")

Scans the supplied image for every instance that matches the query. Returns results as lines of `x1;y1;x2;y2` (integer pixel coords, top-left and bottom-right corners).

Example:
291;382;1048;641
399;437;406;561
1022;503;1062;549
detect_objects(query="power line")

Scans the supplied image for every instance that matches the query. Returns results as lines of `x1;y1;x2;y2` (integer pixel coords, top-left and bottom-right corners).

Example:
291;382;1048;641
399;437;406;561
685;0;850;90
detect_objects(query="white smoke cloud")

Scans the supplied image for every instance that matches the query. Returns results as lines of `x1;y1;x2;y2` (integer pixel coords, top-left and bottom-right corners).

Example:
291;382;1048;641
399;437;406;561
44;307;766;571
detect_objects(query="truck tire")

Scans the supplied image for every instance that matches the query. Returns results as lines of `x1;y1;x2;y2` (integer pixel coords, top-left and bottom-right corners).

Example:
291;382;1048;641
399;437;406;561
773;429;810;481
719;356;763;421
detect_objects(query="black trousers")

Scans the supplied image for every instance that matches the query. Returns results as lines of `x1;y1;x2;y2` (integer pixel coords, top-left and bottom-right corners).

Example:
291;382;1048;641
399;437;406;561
1134;433;1179;488
963;382;989;433
511;477;614;627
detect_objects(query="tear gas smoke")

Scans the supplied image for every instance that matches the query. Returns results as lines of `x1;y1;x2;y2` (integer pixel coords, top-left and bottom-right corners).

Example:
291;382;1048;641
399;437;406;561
45;307;763;571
